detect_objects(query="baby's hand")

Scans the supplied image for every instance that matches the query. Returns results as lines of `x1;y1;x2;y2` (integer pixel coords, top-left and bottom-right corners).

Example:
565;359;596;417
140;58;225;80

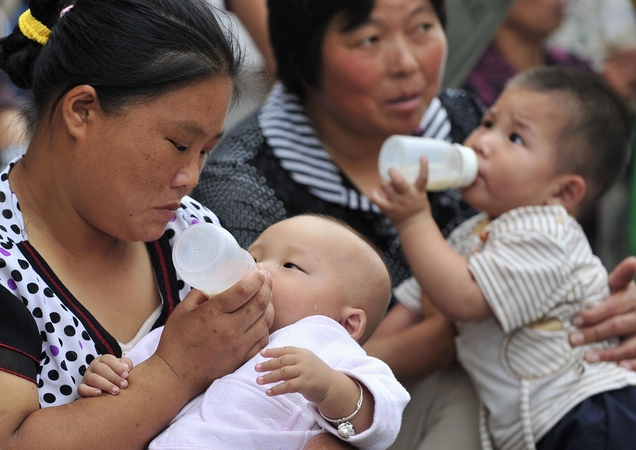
372;156;432;231
255;346;334;403
78;354;133;397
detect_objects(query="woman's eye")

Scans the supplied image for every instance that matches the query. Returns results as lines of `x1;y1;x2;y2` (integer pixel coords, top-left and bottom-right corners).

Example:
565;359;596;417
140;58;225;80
416;22;433;32
359;35;379;47
283;262;300;270
170;140;187;152
509;133;524;145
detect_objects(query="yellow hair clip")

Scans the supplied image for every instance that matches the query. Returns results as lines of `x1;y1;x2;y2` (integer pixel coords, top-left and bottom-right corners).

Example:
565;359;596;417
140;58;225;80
18;9;51;45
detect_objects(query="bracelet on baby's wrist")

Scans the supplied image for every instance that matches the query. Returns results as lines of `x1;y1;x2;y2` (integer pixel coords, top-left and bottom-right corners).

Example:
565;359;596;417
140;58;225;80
318;379;364;439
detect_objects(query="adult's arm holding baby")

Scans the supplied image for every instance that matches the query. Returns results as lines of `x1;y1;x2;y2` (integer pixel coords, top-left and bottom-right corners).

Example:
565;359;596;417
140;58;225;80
303;434;356;450
570;257;636;369
0;276;273;450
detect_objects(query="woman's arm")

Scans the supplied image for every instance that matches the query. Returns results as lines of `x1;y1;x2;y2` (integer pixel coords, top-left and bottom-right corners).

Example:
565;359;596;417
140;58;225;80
303;433;356;449
225;0;276;81
364;302;456;385
569;257;636;369
0;272;273;450
371;303;422;338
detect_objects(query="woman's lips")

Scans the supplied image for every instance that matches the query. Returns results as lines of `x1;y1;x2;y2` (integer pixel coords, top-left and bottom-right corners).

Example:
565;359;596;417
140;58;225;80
385;93;422;113
157;202;180;220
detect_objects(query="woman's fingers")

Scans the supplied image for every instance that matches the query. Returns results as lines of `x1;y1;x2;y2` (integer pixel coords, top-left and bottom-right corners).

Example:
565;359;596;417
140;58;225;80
156;269;273;395
584;334;636;367
571;309;636;347
608;256;636;294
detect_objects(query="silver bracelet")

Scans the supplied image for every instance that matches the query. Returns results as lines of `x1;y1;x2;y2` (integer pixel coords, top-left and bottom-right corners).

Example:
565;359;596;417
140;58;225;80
318;379;364;439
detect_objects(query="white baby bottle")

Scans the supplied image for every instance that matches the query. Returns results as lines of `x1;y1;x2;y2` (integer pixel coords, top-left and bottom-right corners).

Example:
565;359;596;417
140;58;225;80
172;223;257;296
378;136;478;191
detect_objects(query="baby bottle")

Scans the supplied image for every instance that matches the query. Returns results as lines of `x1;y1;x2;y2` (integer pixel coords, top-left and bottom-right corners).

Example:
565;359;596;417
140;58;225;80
172;223;257;296
378;135;478;191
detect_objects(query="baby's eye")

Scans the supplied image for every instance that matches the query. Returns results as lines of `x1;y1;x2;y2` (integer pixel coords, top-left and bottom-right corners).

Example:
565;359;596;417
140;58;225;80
481;120;493;129
509;133;524;145
283;262;300;270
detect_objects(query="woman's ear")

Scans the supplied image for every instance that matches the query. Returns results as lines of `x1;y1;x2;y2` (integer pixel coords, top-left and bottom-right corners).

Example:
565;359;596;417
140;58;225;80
61;85;100;141
340;307;367;342
548;174;586;214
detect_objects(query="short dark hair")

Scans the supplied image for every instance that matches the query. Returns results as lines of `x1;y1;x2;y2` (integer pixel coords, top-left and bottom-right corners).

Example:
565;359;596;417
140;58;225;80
0;0;243;130
267;0;446;100
510;66;634;208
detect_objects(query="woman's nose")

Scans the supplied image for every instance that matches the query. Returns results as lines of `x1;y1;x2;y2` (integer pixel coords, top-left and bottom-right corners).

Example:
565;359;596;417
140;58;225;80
388;36;418;76
172;156;201;192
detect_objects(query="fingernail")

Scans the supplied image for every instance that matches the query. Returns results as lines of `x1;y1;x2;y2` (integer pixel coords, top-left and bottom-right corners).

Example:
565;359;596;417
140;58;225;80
111;386;120;394
620;361;632;369
120;380;128;388
124;363;130;372
586;352;599;363
256;376;264;384
572;316;584;327
570;332;584;345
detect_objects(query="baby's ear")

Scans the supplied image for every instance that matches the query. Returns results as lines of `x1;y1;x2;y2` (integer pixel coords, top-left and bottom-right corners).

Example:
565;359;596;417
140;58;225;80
340;307;367;342
549;174;586;214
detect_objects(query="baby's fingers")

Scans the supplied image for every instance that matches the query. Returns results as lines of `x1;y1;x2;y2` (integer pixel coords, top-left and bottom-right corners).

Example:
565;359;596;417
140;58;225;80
80;371;125;395
256;346;299;370
387;168;412;194
256;373;302;396
78;382;103;398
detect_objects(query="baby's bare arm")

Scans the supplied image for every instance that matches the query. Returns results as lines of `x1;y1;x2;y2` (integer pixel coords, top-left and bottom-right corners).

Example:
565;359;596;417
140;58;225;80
255;347;374;434
373;160;490;321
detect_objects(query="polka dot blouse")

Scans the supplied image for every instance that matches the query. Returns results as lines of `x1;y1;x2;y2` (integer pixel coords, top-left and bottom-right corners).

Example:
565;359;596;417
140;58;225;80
0;160;220;408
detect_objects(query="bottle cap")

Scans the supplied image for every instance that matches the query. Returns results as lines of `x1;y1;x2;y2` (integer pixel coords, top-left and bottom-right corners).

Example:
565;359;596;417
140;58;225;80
453;144;478;187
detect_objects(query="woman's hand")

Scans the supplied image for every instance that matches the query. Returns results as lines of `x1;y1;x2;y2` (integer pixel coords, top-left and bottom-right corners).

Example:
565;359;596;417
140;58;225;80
569;257;636;369
156;269;274;399
303;433;356;449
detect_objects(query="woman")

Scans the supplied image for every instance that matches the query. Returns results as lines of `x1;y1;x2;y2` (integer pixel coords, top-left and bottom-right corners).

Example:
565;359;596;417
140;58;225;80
193;0;636;448
462;0;592;108
0;1;277;448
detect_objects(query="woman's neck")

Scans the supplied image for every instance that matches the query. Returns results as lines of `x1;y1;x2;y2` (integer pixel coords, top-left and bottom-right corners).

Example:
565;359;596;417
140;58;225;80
303;94;387;197
493;25;547;73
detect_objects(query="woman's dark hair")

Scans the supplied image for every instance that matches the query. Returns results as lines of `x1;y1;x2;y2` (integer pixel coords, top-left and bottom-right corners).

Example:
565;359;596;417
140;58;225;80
267;0;446;100
0;0;243;129
510;66;635;208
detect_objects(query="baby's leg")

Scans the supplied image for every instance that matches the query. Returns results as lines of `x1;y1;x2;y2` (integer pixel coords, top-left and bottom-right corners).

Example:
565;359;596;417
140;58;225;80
536;386;636;450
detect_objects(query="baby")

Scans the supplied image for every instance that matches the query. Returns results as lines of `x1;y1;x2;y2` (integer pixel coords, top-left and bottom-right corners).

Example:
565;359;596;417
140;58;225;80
80;214;409;450
373;67;636;450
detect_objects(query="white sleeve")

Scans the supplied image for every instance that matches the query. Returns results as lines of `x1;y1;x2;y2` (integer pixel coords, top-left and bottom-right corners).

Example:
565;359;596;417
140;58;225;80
393;276;423;315
302;319;411;450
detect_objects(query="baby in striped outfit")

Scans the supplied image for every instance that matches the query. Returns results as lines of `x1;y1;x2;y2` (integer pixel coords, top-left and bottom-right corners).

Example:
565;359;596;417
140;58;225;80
373;66;636;450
